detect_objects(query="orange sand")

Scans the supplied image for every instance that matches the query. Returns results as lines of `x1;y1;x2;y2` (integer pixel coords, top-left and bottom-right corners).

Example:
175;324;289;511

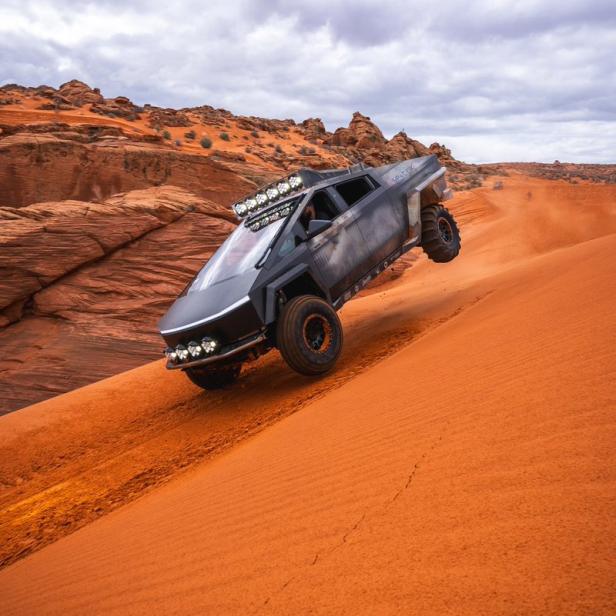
0;175;615;614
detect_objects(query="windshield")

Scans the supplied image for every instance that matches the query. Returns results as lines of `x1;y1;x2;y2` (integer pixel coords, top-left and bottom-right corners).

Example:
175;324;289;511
185;218;284;294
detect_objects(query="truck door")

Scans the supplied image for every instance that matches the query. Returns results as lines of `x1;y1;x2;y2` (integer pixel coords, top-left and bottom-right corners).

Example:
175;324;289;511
302;189;371;300
333;175;407;273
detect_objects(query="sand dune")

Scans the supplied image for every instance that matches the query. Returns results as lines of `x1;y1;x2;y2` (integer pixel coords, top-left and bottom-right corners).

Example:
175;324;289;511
0;175;615;614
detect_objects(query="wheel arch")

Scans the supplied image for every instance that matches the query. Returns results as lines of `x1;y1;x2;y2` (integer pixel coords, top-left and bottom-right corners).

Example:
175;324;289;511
264;265;329;324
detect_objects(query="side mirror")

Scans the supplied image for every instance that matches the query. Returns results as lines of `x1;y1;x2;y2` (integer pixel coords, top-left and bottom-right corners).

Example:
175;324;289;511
306;219;332;239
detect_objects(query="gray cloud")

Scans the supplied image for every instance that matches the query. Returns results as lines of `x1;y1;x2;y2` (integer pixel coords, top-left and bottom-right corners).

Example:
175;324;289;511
1;0;614;163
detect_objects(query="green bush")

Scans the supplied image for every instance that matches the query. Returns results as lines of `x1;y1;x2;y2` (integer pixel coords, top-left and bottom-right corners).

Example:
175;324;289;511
162;130;171;140
219;132;230;141
251;130;259;138
200;136;212;149
184;130;196;140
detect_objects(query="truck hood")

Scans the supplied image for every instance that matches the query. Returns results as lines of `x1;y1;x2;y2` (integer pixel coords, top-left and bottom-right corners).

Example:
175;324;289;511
158;268;258;336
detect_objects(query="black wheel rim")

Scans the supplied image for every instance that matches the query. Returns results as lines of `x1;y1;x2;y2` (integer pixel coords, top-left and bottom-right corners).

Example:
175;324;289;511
438;217;453;243
303;314;332;352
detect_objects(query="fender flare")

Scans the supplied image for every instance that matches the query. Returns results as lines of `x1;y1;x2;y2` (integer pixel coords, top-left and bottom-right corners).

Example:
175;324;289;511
264;264;330;324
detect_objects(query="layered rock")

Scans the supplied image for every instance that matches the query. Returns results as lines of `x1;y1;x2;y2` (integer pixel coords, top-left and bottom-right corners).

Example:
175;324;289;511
148;108;192;129
58;79;105;106
0;186;235;413
91;96;141;120
0;128;255;208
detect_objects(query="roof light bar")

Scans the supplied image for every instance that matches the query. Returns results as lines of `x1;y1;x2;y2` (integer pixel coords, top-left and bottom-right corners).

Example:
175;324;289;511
248;199;298;232
232;172;304;220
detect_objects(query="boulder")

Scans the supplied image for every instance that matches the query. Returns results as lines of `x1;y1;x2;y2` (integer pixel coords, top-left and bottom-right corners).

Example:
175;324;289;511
58;80;104;106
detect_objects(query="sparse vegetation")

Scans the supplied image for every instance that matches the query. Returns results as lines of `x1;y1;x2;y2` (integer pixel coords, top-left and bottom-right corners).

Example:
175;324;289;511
275;144;283;154
184;130;196;140
219;132;230;141
162;130;171;140
175;139;182;147
200;136;212;149
493;181;504;190
251;130;259;138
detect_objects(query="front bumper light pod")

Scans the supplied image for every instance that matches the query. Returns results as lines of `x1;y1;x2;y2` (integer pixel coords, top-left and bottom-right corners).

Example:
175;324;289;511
201;337;218;354
187;341;203;358
164;347;178;363
266;186;279;200
176;344;189;362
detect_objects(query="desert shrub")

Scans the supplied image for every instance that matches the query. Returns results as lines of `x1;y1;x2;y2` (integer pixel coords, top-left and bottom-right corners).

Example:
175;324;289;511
275;144;283;153
184;130;196;140
219;132;230;141
200;136;212;149
299;146;309;155
492;181;504;190
162;130;171;140
251;130;259;138
175;139;182;147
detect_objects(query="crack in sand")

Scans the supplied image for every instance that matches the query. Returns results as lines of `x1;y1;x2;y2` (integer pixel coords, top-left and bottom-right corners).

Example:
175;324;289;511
259;432;450;612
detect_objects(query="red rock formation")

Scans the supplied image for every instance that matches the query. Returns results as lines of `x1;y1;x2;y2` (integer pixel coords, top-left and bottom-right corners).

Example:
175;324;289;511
0;186;235;413
0;127;255;208
58;80;104;106
301;118;326;142
148;108;192;129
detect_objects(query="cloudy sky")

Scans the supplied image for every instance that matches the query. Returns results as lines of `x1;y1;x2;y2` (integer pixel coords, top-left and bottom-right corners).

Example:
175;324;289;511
1;0;615;163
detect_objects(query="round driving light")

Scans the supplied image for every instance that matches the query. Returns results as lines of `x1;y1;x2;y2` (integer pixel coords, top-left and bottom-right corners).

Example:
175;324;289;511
176;344;189;361
255;192;268;206
289;174;302;189
245;197;257;212
266;187;279;200
164;347;178;363
277;180;291;194
187;341;203;358
201;337;218;354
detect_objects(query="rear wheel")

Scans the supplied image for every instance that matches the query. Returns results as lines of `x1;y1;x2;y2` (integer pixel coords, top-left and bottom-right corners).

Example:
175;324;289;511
276;295;343;376
185;363;242;390
421;204;461;263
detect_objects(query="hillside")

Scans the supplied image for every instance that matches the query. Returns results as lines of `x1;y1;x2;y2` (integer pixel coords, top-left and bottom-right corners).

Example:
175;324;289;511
0;172;614;613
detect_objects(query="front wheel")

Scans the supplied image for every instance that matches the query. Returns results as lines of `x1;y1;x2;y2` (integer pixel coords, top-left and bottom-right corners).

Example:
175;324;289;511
421;204;461;263
185;363;242;390
276;295;343;376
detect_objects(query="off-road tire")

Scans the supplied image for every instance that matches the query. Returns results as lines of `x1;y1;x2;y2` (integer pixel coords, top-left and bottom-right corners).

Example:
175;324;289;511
421;204;461;263
276;295;343;376
185;363;242;390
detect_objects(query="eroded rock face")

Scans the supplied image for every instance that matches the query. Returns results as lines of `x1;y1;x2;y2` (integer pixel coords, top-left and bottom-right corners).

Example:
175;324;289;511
148;108;192;129
0;186;236;413
0;130;255;208
91;96;141;120
58;80;105;106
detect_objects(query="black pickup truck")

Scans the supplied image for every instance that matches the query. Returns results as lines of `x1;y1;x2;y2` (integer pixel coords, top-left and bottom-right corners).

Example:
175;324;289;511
159;155;460;389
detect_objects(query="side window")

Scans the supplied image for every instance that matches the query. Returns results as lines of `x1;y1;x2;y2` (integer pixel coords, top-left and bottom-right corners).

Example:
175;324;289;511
299;190;339;232
335;176;374;207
